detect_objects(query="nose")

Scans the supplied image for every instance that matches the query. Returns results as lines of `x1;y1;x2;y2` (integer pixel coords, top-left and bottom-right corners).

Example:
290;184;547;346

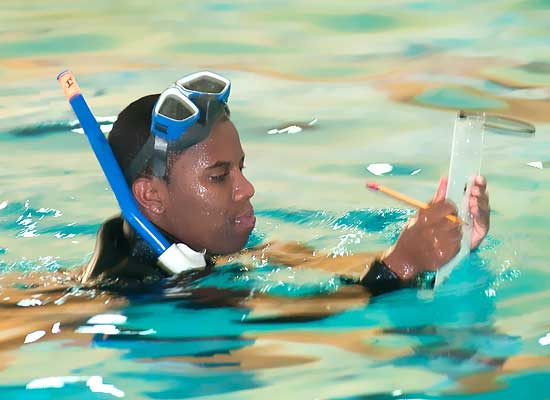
232;169;255;202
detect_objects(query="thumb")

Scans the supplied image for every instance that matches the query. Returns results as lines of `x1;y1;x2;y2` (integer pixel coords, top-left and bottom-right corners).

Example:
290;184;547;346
432;176;448;203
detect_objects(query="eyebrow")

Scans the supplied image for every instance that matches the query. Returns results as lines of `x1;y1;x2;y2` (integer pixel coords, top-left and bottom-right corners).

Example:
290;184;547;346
206;161;230;170
206;156;245;170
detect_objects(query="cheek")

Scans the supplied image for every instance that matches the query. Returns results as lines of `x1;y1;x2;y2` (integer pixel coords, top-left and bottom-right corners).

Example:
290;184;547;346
194;181;208;199
196;182;226;210
170;181;229;226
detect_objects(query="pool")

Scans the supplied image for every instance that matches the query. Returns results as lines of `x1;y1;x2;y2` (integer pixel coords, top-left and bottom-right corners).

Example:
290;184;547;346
1;0;549;398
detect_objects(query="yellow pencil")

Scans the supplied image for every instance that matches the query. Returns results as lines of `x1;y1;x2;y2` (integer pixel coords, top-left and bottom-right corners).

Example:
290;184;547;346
366;182;463;224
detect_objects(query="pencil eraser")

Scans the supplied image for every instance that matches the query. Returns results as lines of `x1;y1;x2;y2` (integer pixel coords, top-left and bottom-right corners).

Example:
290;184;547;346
366;182;379;190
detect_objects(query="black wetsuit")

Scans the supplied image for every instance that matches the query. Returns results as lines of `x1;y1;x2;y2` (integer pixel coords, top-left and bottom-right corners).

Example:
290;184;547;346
81;216;255;313
80;215;215;285
82;216;408;296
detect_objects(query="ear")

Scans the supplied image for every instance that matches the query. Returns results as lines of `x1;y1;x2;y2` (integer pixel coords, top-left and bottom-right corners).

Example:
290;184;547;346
132;176;167;217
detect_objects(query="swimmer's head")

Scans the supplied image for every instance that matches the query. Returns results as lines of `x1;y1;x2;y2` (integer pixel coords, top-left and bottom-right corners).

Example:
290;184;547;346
109;80;255;255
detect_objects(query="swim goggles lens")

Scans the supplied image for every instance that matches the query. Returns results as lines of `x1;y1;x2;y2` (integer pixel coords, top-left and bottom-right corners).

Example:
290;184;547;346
181;76;226;94
151;87;200;139
158;94;197;120
176;71;231;101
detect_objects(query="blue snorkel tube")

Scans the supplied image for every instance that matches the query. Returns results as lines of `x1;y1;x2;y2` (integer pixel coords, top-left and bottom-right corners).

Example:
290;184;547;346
57;70;206;274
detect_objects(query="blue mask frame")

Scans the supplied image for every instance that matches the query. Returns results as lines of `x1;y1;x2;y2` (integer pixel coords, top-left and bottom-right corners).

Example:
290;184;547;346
126;71;232;182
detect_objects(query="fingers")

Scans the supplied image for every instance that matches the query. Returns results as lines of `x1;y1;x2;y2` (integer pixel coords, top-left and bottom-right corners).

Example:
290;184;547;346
470;176;488;202
430;224;462;267
421;199;458;223
471;175;486;194
420;232;461;271
432;216;463;234
388;196;463;277
428;219;462;248
469;196;479;217
478;195;490;215
469;193;489;217
470;184;487;199
473;175;487;190
417;203;461;270
469;175;489;218
432;176;448;203
409;208;461;271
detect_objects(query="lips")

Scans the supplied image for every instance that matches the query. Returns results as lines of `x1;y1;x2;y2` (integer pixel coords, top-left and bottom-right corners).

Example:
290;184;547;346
234;207;256;230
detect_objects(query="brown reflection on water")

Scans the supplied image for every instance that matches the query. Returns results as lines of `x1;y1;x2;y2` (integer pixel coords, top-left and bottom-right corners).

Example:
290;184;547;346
452;354;550;394
0;271;126;371
0;264;549;396
140;281;550;396
372;54;550;123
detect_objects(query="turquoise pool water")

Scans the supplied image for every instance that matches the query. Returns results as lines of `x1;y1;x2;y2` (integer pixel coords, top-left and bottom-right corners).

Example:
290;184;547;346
1;0;549;398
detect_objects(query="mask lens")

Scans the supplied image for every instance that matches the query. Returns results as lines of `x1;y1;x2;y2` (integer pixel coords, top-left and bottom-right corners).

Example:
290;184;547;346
181;76;226;94
158;95;196;120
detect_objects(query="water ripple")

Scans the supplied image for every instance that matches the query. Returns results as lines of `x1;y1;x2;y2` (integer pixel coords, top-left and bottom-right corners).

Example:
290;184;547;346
0;200;99;239
5;116;116;138
256;207;412;233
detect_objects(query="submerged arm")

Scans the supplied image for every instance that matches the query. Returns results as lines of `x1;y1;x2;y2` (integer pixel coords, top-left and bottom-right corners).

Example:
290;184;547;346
216;197;468;296
215;241;399;295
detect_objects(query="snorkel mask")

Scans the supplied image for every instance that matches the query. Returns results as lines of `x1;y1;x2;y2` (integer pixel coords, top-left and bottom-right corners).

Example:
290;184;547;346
127;71;231;182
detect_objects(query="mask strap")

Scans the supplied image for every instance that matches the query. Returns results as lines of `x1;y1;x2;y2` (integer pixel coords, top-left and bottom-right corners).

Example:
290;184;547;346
127;134;169;183
151;135;168;178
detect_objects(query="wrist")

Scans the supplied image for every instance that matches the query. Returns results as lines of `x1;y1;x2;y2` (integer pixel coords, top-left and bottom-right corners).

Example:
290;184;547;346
381;248;437;290
381;247;418;283
360;258;402;295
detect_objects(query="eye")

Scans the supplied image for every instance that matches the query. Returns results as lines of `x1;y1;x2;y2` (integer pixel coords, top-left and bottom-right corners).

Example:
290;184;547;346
209;171;229;182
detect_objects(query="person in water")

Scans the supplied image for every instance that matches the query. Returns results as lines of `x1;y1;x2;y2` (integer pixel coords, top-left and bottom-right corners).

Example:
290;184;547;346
80;71;490;295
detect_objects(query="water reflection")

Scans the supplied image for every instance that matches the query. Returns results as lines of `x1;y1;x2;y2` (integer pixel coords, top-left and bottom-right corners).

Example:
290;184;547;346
0;256;547;399
267;119;318;135
366;163;422;176
26;375;125;398
4;117;115;138
527;161;550;170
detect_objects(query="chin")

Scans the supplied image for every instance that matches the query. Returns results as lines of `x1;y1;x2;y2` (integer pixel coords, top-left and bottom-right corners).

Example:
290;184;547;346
213;233;251;255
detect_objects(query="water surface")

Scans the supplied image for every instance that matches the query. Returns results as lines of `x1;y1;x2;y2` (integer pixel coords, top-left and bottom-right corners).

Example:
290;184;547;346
1;1;549;399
